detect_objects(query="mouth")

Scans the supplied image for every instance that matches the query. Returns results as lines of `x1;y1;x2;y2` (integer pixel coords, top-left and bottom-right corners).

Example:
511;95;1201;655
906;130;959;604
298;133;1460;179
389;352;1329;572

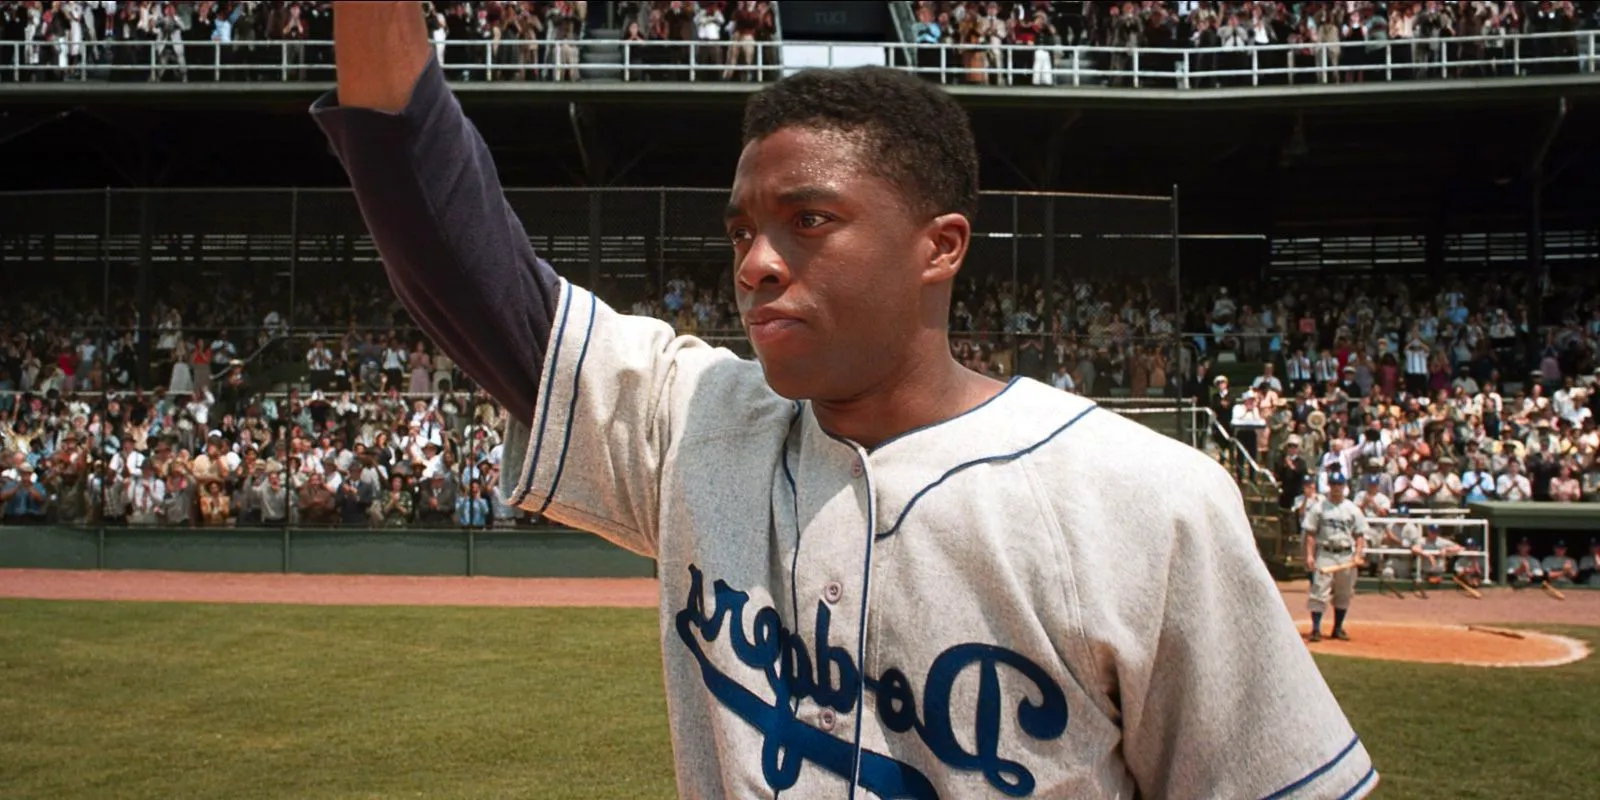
742;306;806;347
746;317;804;347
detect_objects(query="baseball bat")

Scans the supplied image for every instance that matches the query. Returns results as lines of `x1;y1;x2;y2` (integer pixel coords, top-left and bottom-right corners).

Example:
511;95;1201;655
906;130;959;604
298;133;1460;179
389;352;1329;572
1541;580;1567;601
1452;574;1483;599
1317;558;1365;575
1380;576;1405;600
1467;624;1525;640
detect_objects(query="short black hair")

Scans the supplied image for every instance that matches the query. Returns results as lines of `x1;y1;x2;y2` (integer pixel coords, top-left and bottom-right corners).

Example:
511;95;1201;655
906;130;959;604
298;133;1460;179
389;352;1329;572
742;66;980;222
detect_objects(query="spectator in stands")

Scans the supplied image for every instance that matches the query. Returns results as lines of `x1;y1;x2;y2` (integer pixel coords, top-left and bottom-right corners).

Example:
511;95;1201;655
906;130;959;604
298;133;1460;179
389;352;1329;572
1231;389;1267;463
0;461;47;523
456;480;489;529
1274;434;1308;509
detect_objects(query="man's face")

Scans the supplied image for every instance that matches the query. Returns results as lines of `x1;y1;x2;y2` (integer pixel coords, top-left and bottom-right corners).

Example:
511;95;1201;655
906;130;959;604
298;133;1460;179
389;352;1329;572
1328;482;1345;502
725;126;966;401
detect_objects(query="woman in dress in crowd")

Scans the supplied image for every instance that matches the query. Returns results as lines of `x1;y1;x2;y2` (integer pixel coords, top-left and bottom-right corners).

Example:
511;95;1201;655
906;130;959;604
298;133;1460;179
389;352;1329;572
407;341;432;395
190;337;214;394
168;338;194;396
1376;349;1400;397
1551;461;1584;502
1427;349;1453;395
1147;346;1168;393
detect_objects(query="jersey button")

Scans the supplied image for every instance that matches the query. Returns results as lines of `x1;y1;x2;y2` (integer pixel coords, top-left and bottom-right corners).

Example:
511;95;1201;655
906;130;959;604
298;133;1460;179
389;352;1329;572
823;581;843;604
818;708;837;731
850;457;864;478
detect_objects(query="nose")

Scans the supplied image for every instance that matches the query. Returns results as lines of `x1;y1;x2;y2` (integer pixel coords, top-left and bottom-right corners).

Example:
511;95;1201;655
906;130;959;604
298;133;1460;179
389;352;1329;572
734;233;791;294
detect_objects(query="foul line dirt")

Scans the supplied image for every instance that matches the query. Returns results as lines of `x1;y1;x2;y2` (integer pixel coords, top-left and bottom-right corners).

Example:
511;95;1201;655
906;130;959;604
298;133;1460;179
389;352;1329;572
0;571;1593;667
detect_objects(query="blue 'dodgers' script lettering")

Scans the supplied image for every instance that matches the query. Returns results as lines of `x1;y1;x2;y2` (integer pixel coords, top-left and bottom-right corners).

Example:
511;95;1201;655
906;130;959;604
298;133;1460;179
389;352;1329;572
673;565;1069;798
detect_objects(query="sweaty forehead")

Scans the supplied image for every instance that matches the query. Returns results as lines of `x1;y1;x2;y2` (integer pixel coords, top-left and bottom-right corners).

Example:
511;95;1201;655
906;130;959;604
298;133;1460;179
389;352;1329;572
730;126;901;212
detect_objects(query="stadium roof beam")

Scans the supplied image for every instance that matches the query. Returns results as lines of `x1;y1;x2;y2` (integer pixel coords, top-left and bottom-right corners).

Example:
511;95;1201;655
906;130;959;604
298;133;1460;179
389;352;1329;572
1525;97;1569;182
0;109;71;148
569;102;608;186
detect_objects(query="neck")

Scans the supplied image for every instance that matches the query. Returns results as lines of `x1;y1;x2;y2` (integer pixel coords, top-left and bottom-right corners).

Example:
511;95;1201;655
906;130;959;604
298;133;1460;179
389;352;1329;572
811;340;1007;450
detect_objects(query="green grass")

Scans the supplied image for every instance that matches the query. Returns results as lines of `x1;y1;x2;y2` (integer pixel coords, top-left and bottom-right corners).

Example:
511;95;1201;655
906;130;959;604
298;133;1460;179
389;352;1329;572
0;602;1596;799
1316;626;1600;799
0;602;675;800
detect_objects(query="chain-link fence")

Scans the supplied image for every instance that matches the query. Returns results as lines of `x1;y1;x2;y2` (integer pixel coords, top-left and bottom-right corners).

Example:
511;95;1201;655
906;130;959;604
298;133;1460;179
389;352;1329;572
0;186;1180;530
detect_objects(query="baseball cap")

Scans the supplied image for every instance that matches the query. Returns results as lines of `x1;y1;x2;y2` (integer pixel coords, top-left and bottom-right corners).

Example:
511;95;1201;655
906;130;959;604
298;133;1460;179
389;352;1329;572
1328;473;1348;485
1426;525;1440;533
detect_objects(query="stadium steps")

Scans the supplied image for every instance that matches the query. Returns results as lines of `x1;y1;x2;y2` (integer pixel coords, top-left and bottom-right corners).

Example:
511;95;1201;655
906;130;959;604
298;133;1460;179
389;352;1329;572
580;28;625;82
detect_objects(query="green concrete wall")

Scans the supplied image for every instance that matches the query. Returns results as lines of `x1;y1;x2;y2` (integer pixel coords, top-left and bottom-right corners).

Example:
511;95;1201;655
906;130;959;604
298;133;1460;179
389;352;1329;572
0;526;655;579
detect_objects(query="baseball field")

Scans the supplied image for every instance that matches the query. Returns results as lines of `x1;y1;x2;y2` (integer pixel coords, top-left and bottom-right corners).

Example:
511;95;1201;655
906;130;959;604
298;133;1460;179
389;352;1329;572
0;571;1595;799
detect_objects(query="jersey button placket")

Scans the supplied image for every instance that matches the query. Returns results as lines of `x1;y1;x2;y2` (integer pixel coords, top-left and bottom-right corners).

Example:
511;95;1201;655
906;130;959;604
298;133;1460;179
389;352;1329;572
850;456;865;479
823;580;843;605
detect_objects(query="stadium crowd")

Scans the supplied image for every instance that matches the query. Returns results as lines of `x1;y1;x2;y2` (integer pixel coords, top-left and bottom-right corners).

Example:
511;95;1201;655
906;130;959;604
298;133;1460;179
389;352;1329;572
5;1;1599;84
0;0;779;83
912;0;1600;85
4;261;1598;530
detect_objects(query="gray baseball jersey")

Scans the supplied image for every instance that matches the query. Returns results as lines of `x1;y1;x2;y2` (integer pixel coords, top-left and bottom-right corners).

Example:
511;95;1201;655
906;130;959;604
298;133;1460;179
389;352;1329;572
1301;498;1368;552
1416;537;1456;574
1542;555;1578;582
497;281;1377;799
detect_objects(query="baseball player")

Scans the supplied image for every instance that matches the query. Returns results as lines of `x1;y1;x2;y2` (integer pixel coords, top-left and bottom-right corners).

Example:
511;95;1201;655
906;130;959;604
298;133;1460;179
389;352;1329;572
1302;473;1369;642
1374;513;1421;583
1505;537;1546;587
1542;540;1580;585
311;5;1378;797
1579;539;1600;587
1411;525;1463;586
1453;536;1485;588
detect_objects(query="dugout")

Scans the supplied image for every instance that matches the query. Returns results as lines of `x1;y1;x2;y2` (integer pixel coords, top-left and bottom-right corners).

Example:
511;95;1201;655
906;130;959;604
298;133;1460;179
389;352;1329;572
1467;502;1600;584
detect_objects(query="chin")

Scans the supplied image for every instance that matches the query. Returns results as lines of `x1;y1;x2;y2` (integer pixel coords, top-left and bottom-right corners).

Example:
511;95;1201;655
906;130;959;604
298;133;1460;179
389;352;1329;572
756;363;812;400
754;355;835;401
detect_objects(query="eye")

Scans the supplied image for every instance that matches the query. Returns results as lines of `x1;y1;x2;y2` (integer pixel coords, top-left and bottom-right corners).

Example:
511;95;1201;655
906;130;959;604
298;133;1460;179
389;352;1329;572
727;226;753;246
797;212;831;230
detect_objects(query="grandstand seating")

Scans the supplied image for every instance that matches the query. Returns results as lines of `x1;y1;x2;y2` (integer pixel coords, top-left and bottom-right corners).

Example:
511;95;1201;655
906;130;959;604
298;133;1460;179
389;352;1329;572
2;1;1596;86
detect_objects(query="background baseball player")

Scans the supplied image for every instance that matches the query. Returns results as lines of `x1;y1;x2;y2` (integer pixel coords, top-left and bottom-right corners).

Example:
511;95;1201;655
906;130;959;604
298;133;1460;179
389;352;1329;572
313;4;1378;797
1454;536;1485;588
1506;537;1546;587
1543;541;1580;585
1580;539;1600;587
1412;525;1463;587
1303;473;1369;642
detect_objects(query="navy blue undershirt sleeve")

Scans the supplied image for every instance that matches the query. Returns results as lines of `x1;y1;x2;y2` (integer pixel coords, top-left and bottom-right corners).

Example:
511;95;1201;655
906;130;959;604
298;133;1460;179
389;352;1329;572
308;56;557;425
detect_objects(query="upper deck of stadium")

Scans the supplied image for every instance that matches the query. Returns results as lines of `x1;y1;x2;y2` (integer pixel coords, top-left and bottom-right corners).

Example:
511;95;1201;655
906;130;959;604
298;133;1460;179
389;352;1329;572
4;2;1599;234
2;1;1597;104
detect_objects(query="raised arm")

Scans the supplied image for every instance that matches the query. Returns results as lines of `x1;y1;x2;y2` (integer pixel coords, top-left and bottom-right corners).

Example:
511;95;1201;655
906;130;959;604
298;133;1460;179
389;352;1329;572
311;1;559;424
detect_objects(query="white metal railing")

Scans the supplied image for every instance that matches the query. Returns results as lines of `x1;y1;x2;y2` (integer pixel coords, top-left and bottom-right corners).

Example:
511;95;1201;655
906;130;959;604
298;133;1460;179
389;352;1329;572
1365;515;1493;584
3;29;1596;87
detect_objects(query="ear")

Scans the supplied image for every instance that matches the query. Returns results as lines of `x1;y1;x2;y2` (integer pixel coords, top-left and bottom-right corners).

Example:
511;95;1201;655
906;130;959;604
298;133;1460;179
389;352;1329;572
920;212;971;287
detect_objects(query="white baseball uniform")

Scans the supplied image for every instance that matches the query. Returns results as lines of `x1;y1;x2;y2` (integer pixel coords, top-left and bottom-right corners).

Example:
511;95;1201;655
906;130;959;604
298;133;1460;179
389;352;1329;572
314;55;1377;800
497;280;1378;799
